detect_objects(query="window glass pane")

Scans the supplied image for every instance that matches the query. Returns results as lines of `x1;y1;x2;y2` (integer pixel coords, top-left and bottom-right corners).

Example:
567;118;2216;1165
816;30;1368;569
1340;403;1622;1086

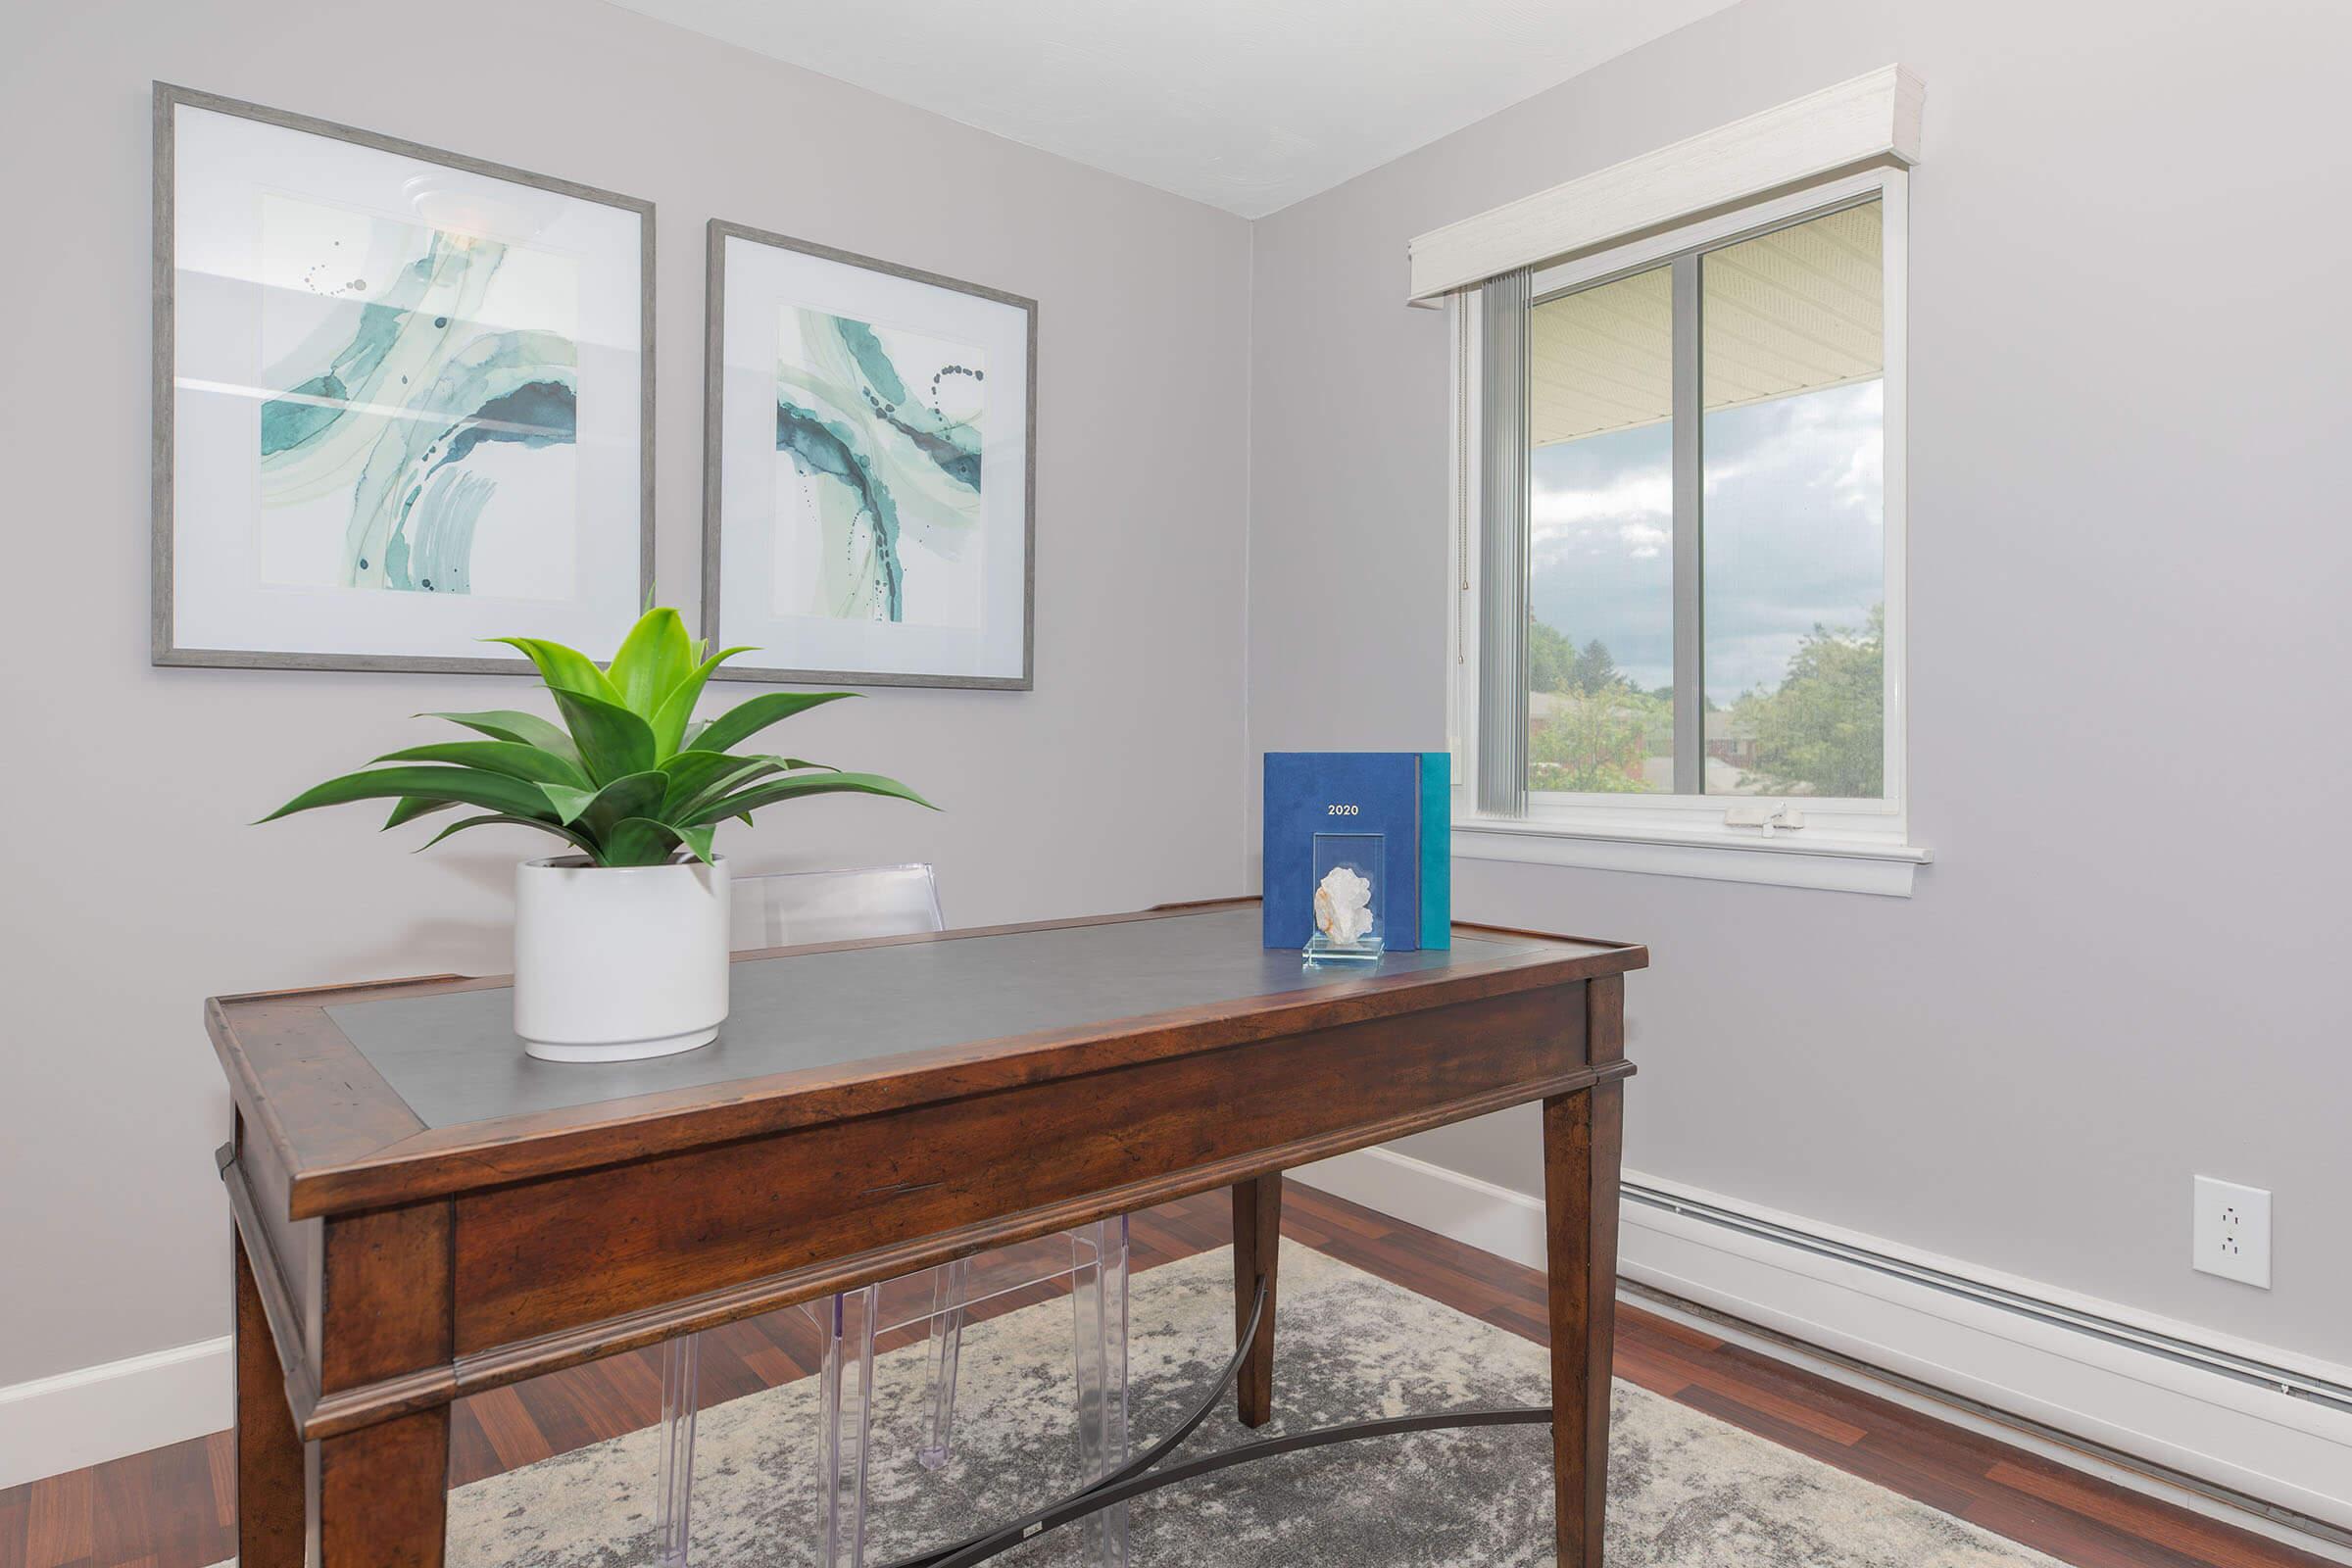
1701;200;1886;798
1525;265;1675;794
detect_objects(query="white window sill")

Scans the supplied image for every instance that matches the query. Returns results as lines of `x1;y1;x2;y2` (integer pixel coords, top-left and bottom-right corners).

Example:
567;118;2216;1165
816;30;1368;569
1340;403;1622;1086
1453;816;1933;897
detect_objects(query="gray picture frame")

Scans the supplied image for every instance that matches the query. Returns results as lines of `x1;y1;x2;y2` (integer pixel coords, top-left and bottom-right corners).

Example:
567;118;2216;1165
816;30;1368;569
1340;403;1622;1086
702;218;1037;691
151;81;657;675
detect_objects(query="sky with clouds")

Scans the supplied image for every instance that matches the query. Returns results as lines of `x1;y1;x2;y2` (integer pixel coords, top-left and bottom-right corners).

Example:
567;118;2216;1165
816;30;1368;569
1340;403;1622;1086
1529;378;1885;703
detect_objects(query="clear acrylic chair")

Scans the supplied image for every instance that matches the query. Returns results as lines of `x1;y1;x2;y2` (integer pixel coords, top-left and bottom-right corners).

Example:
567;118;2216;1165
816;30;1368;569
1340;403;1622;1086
655;864;1131;1568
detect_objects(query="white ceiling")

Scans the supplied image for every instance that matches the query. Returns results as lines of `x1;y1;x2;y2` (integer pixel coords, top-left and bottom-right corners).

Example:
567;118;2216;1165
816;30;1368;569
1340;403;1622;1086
604;0;1740;218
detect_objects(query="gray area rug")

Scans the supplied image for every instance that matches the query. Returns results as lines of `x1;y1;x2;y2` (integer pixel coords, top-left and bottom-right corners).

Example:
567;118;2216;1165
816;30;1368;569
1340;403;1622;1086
224;1242;2064;1567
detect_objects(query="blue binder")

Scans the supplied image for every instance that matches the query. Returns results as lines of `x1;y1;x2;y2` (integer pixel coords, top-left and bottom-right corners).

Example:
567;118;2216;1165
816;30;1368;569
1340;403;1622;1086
1262;753;1422;951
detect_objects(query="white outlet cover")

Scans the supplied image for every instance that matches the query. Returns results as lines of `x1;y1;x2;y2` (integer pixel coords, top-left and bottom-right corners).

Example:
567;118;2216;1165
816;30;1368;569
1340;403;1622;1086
2192;1175;2272;1289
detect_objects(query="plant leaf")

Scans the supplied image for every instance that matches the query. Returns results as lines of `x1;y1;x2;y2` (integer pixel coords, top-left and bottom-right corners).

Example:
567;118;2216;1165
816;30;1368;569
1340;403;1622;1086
551;688;658;785
679;759;833;821
486;636;624;707
658;750;824;816
414;812;601;858
383;797;457;830
575;771;669;845
679;770;935;828
599;817;717;867
647;645;757;761
606;608;697;724
692;691;857;758
260;766;559;824
373;742;589;791
601;816;686;867
655;749;753;814
418;710;580;766
538;783;598;824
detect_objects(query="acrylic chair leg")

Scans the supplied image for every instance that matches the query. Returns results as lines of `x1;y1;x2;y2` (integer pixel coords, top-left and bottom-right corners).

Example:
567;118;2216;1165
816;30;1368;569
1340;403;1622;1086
655;1333;701;1567
1070;1216;1132;1566
815;1284;882;1568
918;1258;972;1471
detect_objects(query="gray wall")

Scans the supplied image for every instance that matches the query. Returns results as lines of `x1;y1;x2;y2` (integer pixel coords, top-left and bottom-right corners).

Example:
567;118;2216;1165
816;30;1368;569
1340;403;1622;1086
0;0;1251;1387
1249;0;2352;1360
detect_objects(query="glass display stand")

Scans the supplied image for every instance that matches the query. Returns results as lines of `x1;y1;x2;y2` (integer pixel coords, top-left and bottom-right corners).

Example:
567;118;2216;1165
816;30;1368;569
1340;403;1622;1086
1302;931;1385;966
1303;832;1386;966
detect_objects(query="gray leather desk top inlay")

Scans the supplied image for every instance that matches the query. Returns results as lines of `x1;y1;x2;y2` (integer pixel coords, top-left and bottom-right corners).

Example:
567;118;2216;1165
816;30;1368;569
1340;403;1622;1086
325;906;1562;1132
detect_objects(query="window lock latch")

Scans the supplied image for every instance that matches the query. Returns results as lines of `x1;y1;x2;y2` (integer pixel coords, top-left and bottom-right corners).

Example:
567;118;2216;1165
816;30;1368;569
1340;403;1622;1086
1724;803;1805;834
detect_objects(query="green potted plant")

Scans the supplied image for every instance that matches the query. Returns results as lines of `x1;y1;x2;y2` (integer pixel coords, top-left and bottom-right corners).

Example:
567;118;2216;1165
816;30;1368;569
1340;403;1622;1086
263;607;932;1061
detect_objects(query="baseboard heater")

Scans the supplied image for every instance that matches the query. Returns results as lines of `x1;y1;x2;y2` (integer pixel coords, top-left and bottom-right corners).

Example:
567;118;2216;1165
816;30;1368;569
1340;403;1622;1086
1622;1180;2352;1550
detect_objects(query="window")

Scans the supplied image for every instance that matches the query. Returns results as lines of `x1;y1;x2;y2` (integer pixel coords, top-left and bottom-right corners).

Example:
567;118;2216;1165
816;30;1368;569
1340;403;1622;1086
1451;169;1920;887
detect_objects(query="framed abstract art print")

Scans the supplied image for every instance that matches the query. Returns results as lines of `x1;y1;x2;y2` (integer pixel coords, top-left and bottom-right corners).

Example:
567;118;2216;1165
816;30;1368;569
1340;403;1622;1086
153;83;654;673
703;220;1035;689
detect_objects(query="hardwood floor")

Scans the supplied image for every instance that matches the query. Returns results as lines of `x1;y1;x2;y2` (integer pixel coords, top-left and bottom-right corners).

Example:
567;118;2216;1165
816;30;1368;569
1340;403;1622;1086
3;1182;2330;1568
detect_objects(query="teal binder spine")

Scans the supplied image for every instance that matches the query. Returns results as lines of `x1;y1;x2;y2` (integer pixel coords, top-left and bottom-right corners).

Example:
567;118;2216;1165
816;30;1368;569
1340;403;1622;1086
1419;751;1451;949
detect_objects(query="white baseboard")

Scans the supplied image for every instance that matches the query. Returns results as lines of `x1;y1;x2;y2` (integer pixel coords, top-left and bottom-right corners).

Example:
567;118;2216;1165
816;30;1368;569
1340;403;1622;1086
0;1335;230;1490
1289;1145;2352;1548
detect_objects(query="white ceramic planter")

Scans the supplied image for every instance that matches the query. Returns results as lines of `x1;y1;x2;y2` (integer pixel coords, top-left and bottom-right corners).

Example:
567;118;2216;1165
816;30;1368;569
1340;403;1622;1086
514;855;730;1062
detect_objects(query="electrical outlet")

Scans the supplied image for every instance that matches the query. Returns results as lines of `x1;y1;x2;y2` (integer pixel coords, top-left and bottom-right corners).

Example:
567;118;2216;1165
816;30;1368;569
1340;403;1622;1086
2192;1176;2271;1289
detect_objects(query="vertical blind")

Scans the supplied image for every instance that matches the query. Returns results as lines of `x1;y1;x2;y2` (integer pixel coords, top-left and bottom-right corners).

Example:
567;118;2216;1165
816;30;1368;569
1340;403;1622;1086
1476;267;1532;818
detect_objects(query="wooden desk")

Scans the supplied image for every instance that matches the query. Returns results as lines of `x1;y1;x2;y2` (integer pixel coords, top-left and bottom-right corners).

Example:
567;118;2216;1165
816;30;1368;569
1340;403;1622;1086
212;900;1644;1566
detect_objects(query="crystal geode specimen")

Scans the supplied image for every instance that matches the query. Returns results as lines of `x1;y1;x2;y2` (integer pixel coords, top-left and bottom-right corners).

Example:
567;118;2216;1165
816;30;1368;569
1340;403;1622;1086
1312;864;1374;945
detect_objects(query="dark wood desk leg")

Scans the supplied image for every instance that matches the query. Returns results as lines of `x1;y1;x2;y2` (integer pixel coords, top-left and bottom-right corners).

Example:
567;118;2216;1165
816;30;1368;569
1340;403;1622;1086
311;1202;455;1566
315;1411;451;1567
1544;975;1625;1568
1232;1175;1282;1428
234;1227;305;1568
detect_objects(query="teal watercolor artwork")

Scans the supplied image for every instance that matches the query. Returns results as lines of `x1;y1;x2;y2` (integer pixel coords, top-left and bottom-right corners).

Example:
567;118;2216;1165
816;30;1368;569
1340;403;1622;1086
158;86;652;672
773;308;987;628
707;221;1034;687
254;195;581;601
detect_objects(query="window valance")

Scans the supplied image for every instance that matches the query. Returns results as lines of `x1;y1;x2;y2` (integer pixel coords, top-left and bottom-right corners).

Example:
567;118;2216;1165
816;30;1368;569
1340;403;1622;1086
1406;65;1923;303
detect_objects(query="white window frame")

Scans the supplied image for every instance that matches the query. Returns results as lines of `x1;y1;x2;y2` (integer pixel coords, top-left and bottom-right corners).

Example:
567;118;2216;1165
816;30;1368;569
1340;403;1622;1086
1449;166;1930;896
